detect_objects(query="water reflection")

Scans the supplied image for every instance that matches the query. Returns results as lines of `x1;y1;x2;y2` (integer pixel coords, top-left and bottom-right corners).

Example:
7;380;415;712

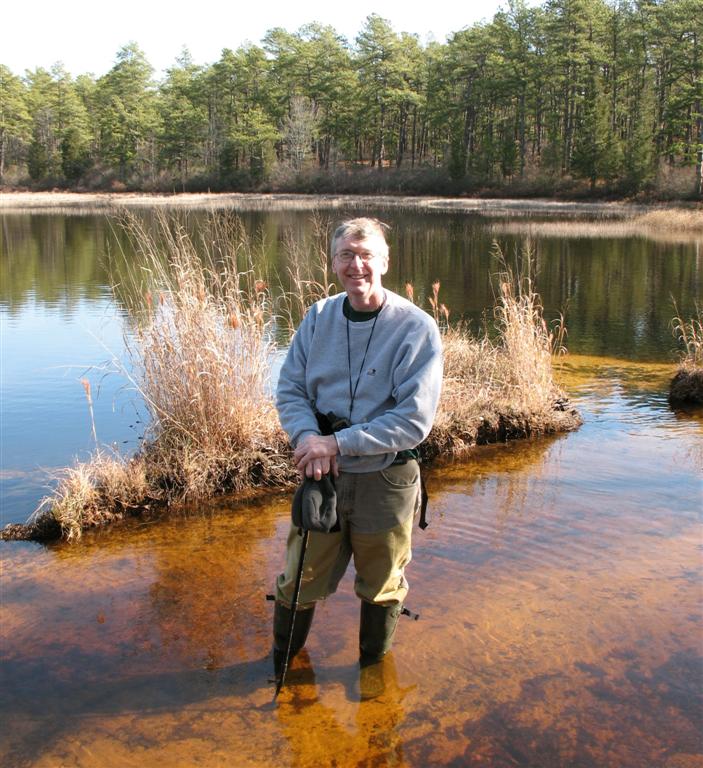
2;210;701;354
274;653;408;766
2;209;701;525
1;356;701;767
2;206;702;764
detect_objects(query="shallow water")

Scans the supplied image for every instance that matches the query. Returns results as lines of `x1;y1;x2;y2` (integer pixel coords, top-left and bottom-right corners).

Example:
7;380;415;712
2;357;701;768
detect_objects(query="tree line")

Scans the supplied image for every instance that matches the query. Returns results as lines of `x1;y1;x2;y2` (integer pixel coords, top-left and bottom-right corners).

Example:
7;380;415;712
1;0;701;196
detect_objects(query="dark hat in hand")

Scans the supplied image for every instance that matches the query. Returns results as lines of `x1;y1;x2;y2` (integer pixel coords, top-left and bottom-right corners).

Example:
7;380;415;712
291;475;338;533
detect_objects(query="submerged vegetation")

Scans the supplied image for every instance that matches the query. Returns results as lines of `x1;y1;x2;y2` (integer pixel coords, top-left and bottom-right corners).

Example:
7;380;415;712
669;305;703;405
1;214;580;542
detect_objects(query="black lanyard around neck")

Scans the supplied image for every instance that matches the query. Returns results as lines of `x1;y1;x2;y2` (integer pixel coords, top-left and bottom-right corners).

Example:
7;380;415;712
346;299;384;421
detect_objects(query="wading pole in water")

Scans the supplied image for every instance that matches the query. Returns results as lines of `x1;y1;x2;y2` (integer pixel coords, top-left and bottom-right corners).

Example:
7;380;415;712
274;528;310;699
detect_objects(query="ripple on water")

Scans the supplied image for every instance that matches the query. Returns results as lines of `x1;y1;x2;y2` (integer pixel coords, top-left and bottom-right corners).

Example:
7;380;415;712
1;357;702;767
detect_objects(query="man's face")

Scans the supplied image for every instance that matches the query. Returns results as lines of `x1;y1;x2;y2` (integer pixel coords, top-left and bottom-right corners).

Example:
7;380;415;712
332;234;388;309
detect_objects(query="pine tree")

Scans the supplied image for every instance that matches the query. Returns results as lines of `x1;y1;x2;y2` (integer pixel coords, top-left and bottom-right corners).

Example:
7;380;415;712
0;64;30;181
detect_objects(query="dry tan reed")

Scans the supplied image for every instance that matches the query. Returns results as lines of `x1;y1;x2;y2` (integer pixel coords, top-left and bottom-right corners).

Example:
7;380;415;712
116;212;294;498
669;304;703;404
425;248;578;459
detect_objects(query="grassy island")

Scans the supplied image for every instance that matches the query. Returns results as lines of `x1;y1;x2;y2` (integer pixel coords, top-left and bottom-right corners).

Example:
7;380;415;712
1;214;581;543
669;307;703;406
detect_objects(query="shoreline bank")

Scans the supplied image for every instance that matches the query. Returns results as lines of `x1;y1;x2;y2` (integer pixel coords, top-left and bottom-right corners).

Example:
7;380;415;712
0;190;674;216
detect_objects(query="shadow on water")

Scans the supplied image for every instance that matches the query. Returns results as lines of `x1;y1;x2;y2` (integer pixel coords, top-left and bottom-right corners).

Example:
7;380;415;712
1;357;702;767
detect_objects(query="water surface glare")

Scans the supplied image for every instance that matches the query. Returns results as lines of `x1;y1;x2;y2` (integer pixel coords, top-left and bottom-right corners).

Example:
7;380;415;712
1;358;701;768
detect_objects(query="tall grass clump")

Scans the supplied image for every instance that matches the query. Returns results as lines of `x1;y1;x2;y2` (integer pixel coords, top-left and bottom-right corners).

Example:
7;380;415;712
9;212;294;542
669;304;703;405
118;212;291;498
425;246;578;459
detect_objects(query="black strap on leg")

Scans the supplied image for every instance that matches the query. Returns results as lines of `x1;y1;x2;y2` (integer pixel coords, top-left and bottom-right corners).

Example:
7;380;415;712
419;474;429;530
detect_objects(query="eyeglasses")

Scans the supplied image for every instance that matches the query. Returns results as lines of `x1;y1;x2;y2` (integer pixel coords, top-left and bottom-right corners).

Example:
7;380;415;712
335;249;378;264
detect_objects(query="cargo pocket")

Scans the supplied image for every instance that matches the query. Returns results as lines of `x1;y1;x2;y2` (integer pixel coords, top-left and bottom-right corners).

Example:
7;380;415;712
353;461;420;534
379;461;420;488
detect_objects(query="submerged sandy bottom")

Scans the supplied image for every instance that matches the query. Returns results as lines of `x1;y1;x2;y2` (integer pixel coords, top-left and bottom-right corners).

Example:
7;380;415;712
1;358;701;768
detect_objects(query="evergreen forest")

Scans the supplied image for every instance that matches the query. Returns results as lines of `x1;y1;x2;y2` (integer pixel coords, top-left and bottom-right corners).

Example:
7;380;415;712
1;0;701;197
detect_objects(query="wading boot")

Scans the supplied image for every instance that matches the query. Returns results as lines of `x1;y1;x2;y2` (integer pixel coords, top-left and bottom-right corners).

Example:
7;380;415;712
359;601;403;663
273;601;315;678
358;601;403;700
358;652;397;701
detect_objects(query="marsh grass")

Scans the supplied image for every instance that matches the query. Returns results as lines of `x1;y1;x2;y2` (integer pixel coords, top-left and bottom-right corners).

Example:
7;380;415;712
424;248;577;459
118;212;295;496
3;217;579;542
29;450;151;541
669;304;703;405
8;212;294;542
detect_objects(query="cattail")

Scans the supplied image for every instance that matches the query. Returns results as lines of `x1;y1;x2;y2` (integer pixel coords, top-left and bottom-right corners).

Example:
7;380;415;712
255;280;267;293
145;290;153;309
405;283;414;302
228;314;240;330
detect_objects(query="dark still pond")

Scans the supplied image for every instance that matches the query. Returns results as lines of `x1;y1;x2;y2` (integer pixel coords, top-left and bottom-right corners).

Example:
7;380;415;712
1;201;702;768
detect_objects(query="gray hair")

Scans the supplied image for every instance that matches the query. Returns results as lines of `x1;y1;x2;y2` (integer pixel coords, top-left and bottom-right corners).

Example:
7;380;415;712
331;218;390;260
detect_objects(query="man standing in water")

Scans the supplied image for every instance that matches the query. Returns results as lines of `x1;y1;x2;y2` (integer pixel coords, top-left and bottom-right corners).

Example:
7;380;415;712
273;217;443;685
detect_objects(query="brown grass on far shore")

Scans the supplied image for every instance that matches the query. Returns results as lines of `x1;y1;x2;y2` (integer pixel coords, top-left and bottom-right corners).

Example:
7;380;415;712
2;219;580;542
635;209;703;231
490;207;703;243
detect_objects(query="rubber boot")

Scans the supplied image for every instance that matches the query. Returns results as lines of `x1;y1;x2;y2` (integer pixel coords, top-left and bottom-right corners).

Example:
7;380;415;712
273;601;315;677
359;601;403;663
358;652;397;701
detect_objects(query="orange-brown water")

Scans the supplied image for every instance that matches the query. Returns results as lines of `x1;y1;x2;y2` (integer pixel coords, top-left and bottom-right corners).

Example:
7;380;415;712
1;358;701;768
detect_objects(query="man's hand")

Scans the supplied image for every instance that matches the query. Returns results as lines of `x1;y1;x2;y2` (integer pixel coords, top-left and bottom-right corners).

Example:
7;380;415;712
294;435;339;480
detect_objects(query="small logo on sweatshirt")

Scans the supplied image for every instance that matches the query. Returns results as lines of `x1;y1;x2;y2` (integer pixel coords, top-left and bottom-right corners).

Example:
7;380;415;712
367;368;376;376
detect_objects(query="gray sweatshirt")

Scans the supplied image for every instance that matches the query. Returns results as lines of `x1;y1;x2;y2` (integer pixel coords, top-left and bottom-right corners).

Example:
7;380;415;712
276;290;443;473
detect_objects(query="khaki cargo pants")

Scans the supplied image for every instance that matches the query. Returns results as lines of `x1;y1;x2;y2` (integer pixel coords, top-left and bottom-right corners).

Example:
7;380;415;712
275;460;421;608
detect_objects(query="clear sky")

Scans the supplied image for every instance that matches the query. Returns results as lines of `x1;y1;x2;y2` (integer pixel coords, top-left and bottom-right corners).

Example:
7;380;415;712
4;0;519;79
